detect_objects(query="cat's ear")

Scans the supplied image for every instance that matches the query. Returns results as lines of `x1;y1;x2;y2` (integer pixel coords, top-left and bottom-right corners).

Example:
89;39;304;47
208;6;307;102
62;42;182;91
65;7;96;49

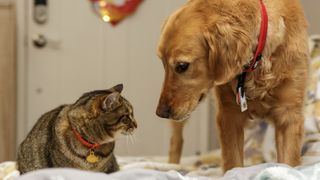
110;84;123;93
102;92;121;111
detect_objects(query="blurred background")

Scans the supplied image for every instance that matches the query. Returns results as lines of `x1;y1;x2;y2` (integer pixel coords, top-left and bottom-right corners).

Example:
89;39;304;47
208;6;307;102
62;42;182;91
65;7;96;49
0;0;319;162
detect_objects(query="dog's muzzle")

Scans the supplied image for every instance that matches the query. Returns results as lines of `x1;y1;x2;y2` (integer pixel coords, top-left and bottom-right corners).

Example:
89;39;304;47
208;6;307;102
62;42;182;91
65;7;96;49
156;103;171;119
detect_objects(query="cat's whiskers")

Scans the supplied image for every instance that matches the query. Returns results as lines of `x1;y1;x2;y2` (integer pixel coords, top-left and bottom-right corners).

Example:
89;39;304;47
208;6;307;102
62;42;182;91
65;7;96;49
123;133;134;145
125;135;129;146
133;133;138;141
123;135;131;154
129;134;136;145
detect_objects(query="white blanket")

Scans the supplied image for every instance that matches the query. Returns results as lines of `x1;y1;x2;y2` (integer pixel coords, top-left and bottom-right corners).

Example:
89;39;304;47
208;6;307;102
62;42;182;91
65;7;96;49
10;162;320;180
15;168;210;180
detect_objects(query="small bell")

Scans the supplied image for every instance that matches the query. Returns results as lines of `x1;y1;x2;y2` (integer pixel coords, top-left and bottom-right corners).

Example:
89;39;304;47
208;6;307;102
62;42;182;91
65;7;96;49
86;150;98;163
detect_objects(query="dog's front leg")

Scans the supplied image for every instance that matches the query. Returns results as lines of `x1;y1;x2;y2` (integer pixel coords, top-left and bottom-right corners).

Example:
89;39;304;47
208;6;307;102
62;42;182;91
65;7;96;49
274;109;304;167
168;120;185;164
217;107;247;172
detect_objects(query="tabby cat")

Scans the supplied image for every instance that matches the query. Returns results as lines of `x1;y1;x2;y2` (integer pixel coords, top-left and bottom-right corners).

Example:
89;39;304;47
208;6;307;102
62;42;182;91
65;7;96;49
17;84;137;174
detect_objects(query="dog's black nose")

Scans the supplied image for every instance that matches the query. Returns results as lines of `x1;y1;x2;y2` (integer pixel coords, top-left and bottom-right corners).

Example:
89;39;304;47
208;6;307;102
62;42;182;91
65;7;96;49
156;104;171;119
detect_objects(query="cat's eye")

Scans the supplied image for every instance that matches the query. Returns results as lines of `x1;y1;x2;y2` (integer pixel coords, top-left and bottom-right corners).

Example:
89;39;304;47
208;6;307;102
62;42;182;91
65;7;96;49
121;116;131;124
175;62;190;74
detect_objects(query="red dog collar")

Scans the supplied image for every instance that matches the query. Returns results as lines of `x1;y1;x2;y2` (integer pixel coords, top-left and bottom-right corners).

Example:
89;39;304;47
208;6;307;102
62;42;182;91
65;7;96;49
236;0;268;112
244;0;268;72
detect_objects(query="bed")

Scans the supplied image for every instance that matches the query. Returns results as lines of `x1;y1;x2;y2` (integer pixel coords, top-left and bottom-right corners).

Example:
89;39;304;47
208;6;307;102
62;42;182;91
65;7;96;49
2;158;320;180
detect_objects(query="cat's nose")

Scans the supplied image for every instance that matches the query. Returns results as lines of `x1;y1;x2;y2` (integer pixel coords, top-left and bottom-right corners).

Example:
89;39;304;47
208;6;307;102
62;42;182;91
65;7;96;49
156;104;171;119
132;120;137;128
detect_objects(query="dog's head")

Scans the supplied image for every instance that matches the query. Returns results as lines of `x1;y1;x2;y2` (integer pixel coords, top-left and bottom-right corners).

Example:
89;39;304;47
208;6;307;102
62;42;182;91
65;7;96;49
156;1;252;120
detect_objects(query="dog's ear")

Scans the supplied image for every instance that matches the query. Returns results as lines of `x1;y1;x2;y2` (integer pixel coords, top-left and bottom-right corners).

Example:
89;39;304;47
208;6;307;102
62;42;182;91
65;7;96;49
203;20;252;85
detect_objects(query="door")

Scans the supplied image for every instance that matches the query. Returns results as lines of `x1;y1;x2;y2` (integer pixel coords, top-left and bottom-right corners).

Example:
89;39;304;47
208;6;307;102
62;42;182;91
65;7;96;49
0;2;16;161
18;0;211;156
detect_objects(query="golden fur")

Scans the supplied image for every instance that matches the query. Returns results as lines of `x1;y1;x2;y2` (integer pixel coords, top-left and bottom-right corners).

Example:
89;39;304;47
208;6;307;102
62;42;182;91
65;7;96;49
156;0;308;172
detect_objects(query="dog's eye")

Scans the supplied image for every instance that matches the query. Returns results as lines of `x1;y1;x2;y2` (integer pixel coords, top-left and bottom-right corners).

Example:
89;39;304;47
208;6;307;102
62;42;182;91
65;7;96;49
175;62;190;74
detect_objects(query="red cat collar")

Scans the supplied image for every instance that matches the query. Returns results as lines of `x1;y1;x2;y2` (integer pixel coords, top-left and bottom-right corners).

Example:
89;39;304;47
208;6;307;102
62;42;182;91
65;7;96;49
236;0;268;112
72;129;100;149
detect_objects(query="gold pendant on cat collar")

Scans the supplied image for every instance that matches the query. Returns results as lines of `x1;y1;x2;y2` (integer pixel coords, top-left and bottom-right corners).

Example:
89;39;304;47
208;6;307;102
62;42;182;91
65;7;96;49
86;150;98;163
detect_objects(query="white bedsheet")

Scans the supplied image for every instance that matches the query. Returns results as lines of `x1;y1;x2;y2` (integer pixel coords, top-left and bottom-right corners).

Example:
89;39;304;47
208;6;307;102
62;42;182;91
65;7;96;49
12;162;320;180
15;168;210;180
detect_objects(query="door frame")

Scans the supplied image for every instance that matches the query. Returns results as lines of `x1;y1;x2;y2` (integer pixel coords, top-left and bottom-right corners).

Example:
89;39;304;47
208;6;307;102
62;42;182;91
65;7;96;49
16;0;28;146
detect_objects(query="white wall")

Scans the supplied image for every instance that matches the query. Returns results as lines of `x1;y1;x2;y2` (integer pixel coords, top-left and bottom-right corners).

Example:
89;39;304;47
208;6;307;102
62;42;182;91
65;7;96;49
301;0;320;34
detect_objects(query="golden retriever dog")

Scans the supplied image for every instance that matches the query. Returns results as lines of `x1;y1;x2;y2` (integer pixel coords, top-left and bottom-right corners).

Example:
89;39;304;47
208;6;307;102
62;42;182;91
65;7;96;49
156;0;308;172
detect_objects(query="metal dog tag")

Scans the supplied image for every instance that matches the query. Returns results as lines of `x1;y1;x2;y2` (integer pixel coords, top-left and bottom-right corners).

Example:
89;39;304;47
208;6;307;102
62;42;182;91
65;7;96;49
238;87;248;112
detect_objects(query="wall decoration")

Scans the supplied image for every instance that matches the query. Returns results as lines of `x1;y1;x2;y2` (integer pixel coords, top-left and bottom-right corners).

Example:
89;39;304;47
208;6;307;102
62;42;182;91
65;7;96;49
90;0;144;26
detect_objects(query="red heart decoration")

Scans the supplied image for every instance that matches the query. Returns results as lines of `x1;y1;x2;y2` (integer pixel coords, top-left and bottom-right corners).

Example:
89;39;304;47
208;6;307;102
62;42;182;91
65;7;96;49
90;0;144;26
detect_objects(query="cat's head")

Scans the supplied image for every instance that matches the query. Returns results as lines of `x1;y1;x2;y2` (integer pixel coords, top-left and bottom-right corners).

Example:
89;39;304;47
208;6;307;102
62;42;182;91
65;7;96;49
67;84;137;144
